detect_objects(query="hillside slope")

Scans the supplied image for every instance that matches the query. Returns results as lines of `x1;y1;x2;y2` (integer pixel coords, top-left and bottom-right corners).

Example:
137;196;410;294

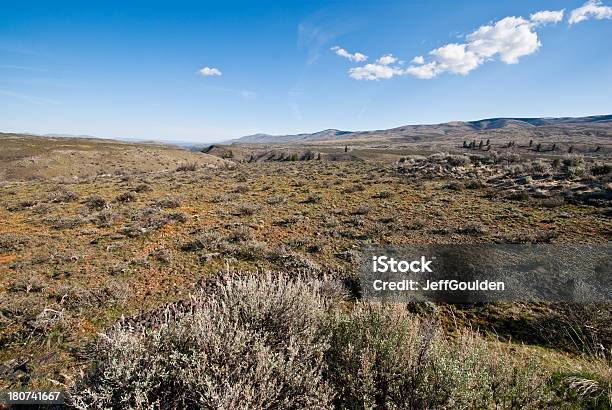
0;133;228;181
230;115;612;145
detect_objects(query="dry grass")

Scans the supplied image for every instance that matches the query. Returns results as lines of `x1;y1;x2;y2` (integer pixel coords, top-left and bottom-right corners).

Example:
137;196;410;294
0;135;610;404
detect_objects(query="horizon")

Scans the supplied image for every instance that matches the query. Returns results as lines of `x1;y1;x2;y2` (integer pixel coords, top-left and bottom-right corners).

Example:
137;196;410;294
1;0;612;143
5;111;611;145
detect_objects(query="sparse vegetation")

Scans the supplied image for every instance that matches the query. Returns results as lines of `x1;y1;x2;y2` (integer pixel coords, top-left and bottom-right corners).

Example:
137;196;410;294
69;275;576;409
0;133;610;406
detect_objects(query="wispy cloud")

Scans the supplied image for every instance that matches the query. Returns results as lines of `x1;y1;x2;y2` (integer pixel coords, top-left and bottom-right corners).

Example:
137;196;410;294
331;46;367;62
0;89;60;105
199;67;222;77
299;21;336;65
569;0;612;24
297;8;361;65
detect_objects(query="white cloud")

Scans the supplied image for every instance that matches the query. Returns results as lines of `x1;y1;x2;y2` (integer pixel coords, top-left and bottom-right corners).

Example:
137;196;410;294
402;14;548;79
411;55;425;64
199;67;222;77
347;53;405;80
331;46;367;62
430;43;482;74
404;62;440;79
569;0;612;24
466;17;540;64
348;62;404;80
530;9;565;25
376;54;398;65
345;5;590;81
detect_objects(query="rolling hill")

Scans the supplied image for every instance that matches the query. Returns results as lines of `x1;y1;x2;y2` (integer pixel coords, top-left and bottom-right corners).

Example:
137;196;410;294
229;114;612;145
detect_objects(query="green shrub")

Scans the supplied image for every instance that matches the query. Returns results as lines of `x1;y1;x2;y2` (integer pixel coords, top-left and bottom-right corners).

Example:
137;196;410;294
324;303;552;409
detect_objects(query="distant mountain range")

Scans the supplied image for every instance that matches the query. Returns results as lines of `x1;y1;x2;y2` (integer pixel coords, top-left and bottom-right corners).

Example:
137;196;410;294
231;114;612;144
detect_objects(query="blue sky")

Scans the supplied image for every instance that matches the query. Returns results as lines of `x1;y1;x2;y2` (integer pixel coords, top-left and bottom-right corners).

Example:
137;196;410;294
1;0;611;142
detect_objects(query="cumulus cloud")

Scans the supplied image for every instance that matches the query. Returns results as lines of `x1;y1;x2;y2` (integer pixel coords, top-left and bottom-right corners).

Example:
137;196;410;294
569;0;612;24
346;3;608;81
530;9;565;25
331;46;367;62
347;53;405;80
430;43;481;74
376;54;398;65
466;16;540;64
411;55;425;65
399;10;565;80
404;62;440;79
348;62;404;80
199;67;222;77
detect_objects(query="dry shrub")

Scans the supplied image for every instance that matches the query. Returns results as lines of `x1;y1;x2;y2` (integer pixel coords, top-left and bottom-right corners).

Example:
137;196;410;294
325;303;552;409
48;188;80;203
0;232;30;252
232;185;249;194
560;359;611;409
94;209;118;227
268;249;321;273
352;205;370;215
446;154;471;167
116;191;136;203
302;193;322;204
405;218;426;230
154;196;182;209
553;358;612;410
85;195;109;211
227;226;253;242
43;215;87;229
456;223;488;236
210;193;233;203
373;190;393;199
176;162;197;172
224;240;269;261
180;231;224;252
233;203;259;216
70;274;334;409
445;181;465;191
540;196;565;208
342;183;365;194
133;183;153;193
71;275;561;409
536;303;612;357
121;207;184;237
266;194;286;205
